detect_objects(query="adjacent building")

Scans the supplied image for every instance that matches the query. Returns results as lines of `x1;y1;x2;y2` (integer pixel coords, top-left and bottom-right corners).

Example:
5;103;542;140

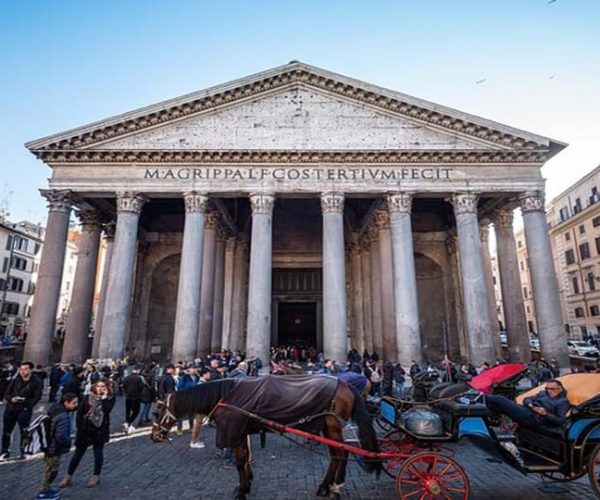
515;228;538;335
547;165;600;340
22;62;570;367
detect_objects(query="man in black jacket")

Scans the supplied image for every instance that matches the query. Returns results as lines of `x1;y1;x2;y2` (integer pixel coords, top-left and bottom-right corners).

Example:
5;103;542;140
122;365;145;435
37;393;79;499
61;366;84;399
1;361;42;460
48;364;63;403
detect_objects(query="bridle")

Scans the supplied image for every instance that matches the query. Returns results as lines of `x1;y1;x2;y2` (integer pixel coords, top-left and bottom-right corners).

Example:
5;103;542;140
154;394;178;440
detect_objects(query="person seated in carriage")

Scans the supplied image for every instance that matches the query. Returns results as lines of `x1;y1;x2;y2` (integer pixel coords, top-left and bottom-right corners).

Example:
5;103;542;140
485;379;571;429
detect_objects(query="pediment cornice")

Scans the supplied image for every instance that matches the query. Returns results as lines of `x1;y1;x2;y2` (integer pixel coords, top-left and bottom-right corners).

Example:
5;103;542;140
35;148;548;164
26;62;566;158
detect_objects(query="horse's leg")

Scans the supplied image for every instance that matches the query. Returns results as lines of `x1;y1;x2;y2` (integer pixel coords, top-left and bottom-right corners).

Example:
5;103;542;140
245;435;253;489
233;438;251;500
317;416;342;497
327;421;347;500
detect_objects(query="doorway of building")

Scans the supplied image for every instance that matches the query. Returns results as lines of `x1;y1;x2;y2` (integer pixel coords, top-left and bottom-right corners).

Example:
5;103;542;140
277;302;317;347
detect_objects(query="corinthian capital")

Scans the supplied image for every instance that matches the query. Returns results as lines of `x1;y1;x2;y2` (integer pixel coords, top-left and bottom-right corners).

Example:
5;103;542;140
450;193;479;215
249;193;275;215
205;211;220;230
40;189;75;214
320;192;344;214
478;219;491;243
367;224;379;243
116;192;146;214
493;209;514;229
387;192;413;213
374;209;390;230
103;221;116;240
520;191;545;214
77;210;104;231
183;192;208;214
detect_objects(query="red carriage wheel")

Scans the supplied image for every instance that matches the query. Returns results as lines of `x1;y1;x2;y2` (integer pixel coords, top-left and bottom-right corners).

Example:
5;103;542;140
396;452;470;499
587;444;600;497
378;431;414;479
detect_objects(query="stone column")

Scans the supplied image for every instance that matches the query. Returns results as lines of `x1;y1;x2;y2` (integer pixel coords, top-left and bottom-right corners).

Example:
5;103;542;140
520;192;569;366
350;233;365;352
375;210;397;361
211;228;226;352
98;192;146;360
479;220;502;359
197;211;219;355
230;238;248;351
493;209;530;361
221;237;236;349
61;211;103;364
321;192;348;362
369;226;384;356
25;190;74;365
451;193;495;365
387;193;422;365
172;192;207;362
92;222;115;358
246;193;274;362
360;235;374;353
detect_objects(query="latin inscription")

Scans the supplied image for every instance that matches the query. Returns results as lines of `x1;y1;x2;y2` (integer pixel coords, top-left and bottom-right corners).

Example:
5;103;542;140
144;167;453;182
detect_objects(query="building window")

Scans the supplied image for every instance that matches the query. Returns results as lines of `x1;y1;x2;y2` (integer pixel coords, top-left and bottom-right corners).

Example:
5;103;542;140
523;286;528;298
1;257;7;273
566;249;576;265
7;277;24;292
560;207;569;221
1;302;19;315
565;232;571;241
575;307;585;318
574;198;582;214
5;235;12;250
580;242;591;260
580;224;586;234
517;240;523;248
593;216;600;228
573;277;580;294
492;276;497;285
592;305;600;317
519;260;524;271
10;256;27;271
526;305;531;314
589;272;597;291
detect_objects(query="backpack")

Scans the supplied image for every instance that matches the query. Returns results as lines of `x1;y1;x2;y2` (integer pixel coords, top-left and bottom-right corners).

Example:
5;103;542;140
140;376;156;404
23;414;51;455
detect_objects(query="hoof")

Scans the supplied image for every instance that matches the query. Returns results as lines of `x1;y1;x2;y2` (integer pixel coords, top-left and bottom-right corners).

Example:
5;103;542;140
234;486;248;500
316;485;329;497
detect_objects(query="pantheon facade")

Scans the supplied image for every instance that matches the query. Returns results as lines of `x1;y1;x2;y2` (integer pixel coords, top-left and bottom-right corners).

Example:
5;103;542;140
23;62;569;367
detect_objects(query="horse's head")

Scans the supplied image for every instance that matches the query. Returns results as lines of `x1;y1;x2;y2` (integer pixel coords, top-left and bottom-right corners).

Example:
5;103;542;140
150;397;176;443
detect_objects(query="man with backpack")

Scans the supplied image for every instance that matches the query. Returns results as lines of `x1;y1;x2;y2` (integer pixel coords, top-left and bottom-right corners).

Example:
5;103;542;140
1;361;42;460
35;392;79;499
122;364;145;435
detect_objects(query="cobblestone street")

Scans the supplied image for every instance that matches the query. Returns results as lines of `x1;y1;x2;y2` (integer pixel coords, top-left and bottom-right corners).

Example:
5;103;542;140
0;396;596;500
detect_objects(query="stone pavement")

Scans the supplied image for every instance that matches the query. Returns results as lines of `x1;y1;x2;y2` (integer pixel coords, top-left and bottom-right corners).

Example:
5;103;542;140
0;395;596;500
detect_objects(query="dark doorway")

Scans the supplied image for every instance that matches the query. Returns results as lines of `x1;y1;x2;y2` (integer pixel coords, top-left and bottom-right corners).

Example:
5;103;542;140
277;302;317;347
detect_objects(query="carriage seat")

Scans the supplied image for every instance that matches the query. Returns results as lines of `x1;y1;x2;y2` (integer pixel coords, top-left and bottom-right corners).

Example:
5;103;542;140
515;373;600;409
436;399;491;417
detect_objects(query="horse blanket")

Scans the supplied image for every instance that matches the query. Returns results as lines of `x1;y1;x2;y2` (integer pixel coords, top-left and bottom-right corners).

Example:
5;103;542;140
214;375;339;448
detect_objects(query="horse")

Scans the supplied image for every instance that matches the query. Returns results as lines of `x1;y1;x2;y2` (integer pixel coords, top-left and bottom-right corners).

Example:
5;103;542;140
151;375;381;500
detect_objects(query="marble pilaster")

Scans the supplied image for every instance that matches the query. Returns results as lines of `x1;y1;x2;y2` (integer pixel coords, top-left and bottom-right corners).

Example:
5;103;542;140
25;190;74;365
62;211;103;364
246;193;275;362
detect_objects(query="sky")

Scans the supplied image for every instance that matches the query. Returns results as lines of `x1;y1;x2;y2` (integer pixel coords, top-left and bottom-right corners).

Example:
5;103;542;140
0;0;599;224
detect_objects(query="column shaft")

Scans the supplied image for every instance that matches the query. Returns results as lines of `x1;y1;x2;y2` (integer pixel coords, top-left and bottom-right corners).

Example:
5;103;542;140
479;221;502;360
451;193;495;365
376;210;397;361
246;193;274;362
172;193;207;361
221;238;236;349
388;193;422;365
98;193;145;359
494;209;530;361
25;191;73;365
350;235;365;352
230;239;247;351
321;193;348;362
211;233;226;352
369;228;384;356
360;237;373;353
62;212;103;364
197;212;218;355
521;192;569;366
92;223;115;358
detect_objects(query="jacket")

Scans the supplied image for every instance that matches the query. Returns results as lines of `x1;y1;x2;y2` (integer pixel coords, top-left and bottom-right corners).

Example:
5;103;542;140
75;395;116;446
4;374;42;412
122;373;145;399
523;390;571;426
46;402;72;456
157;374;177;399
177;374;199;390
61;373;83;398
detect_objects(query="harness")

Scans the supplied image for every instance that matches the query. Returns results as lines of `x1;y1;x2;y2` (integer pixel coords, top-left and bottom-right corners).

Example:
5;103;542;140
156;393;179;434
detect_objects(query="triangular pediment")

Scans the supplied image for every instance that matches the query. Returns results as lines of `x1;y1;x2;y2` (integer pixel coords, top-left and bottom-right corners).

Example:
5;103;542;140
26;61;566;161
85;86;497;151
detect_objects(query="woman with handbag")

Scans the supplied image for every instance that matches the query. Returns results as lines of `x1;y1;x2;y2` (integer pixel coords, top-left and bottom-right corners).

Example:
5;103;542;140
59;379;115;489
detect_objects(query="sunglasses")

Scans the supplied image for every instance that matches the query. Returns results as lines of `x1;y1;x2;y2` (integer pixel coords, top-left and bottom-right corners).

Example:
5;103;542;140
546;386;561;391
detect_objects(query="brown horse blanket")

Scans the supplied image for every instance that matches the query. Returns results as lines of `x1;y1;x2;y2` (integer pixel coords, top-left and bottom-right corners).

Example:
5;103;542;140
214;375;339;448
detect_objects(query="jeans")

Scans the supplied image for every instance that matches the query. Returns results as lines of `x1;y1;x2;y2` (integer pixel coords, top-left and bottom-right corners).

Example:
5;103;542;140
1;408;31;454
67;443;104;476
125;399;141;425
138;402;152;425
42;455;61;491
486;395;539;428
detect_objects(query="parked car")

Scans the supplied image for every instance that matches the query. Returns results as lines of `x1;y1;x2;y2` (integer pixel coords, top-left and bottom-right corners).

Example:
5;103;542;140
500;331;508;346
567;340;600;357
529;338;540;350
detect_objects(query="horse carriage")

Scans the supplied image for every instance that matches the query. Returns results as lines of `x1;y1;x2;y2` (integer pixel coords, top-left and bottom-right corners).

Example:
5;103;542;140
378;364;600;498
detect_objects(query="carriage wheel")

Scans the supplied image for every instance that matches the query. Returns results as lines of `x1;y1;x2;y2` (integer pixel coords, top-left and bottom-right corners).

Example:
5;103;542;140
378;430;414;479
587;444;600;497
396;452;470;499
542;470;587;482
